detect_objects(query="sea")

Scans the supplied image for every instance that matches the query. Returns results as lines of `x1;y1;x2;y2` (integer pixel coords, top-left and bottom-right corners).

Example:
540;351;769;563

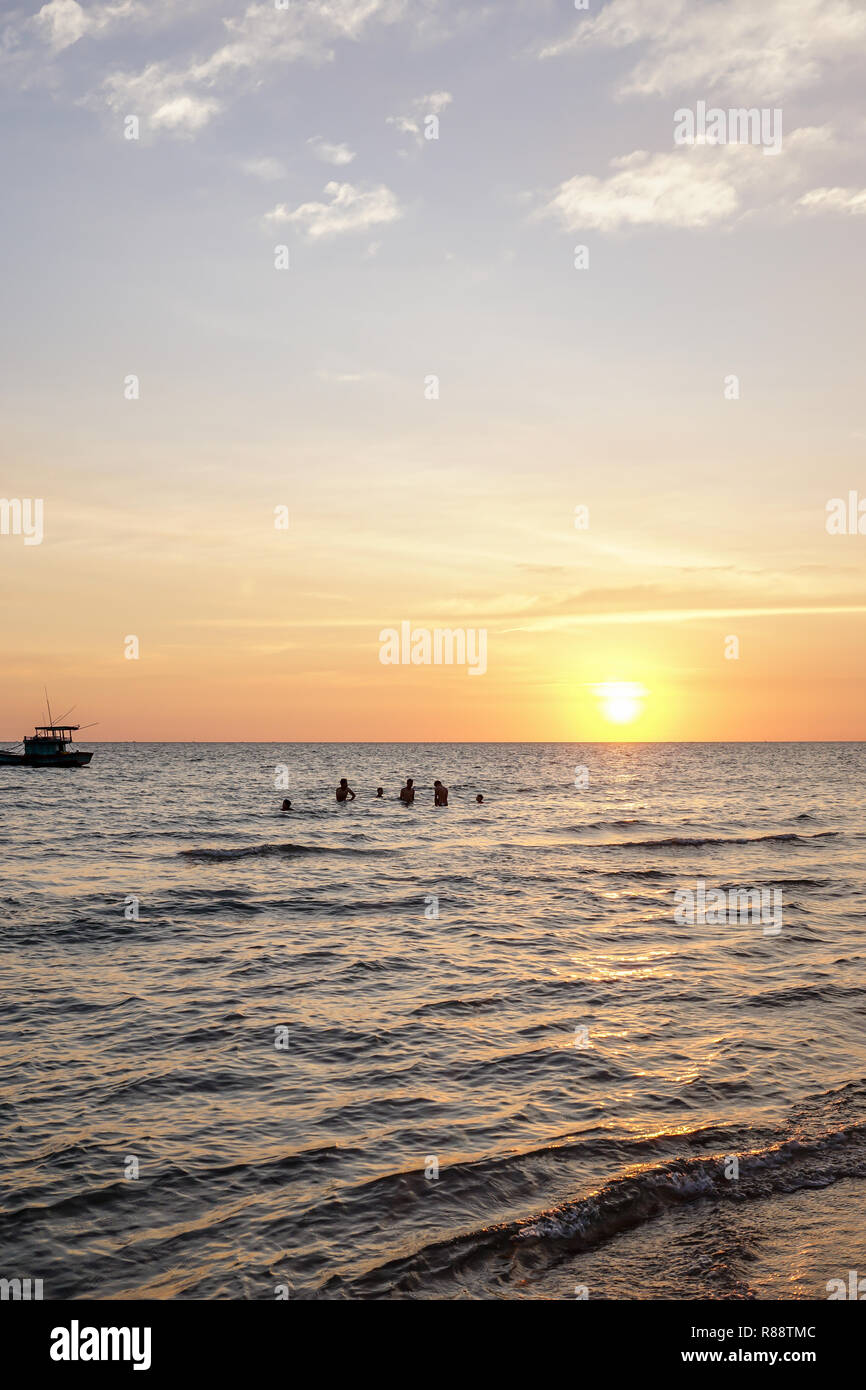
1;742;865;1301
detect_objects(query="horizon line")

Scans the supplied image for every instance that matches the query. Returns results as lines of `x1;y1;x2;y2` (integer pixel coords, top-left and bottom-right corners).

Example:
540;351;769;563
7;738;864;746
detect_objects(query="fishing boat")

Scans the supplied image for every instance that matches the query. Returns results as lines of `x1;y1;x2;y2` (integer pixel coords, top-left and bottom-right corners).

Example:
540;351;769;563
0;722;94;768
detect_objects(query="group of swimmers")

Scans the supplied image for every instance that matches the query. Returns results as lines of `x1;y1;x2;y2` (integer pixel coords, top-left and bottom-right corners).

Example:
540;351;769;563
280;778;484;811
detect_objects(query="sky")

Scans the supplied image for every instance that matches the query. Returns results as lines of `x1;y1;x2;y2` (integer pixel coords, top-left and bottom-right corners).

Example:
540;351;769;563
1;0;864;741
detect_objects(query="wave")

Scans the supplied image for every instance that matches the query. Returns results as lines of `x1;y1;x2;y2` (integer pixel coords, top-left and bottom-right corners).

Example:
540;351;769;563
743;982;866;1008
411;994;505;1017
607;831;840;850
179;841;382;862
581;818;651;830
319;1079;866;1297
584;866;674;880
517;1125;866;1246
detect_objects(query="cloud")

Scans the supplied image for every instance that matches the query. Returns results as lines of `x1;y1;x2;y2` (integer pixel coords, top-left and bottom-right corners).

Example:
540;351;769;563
506;604;866;634
540;0;866;101
94;0;410;136
543;148;737;231
315;369;382;384
307;136;356;166
100;64;221;133
386;89;452;146
6;0;196;62
241;156;287;181
6;3;461;139
31;0;135;53
265;181;404;238
538;126;838;232
149;92;220;132
797;186;866;215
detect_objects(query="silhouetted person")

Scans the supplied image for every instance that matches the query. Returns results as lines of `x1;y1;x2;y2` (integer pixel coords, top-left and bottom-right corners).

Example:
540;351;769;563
399;777;415;805
433;780;448;806
475;794;484;804
280;798;292;811
376;787;384;798
336;778;356;802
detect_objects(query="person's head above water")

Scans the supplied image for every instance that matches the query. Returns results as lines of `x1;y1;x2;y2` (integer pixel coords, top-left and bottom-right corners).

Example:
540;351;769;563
376;787;384;797
339;778;348;787
281;798;291;810
406;777;414;787
434;780;441;788
476;794;484;803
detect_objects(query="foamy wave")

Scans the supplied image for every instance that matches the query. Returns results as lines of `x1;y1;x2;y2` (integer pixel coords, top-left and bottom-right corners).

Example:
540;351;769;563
519;1123;866;1245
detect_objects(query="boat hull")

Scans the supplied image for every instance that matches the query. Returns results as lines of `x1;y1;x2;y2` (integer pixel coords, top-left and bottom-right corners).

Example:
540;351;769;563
0;751;93;767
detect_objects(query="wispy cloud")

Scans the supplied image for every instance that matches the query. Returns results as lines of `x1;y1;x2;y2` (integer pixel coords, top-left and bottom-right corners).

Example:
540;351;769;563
32;0;135;52
540;0;866;101
93;0;410;137
505;605;866;635
96;51;227;134
314;369;383;384
241;155;286;181
307;135;356;166
2;0;205;67
386;89;452;148
265;180;404;238
797;185;866;215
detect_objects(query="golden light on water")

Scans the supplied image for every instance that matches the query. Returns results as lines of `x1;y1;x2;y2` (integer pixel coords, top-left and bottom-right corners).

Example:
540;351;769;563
590;682;650;725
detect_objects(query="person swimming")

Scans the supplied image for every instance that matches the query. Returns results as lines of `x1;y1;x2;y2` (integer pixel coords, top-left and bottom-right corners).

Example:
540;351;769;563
376;787;384;798
336;778;356;802
433;780;448;806
475;794;484;804
280;798;292;811
399;778;415;805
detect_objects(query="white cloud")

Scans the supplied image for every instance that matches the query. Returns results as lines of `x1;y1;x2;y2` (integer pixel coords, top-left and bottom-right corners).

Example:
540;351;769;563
31;0;135;53
538;127;837;232
386;89;452;146
542;148;737;232
101;64;221;134
150;93;220;132
265;181;404;239
540;0;866;101
241;156;287;181
6;2;460;138
94;0;410;137
307;136;356;166
797;186;866;215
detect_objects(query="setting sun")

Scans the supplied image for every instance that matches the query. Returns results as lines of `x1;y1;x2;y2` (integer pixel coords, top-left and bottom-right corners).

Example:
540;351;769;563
591;682;649;725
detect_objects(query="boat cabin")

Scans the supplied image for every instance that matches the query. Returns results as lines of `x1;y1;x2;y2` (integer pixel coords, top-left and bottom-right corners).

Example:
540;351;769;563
24;725;79;753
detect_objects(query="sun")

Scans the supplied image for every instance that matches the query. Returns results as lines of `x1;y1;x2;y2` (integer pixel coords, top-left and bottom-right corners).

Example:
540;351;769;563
590;681;649;725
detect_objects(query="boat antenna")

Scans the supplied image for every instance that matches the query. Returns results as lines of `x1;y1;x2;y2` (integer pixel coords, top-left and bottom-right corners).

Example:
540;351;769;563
55;704;77;724
44;686;54;726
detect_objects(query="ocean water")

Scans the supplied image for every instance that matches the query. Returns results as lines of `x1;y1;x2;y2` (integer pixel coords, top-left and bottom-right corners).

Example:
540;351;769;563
1;741;865;1301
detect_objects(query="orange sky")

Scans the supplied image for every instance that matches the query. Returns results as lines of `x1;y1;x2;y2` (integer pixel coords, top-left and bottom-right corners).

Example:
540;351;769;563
3;416;865;741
